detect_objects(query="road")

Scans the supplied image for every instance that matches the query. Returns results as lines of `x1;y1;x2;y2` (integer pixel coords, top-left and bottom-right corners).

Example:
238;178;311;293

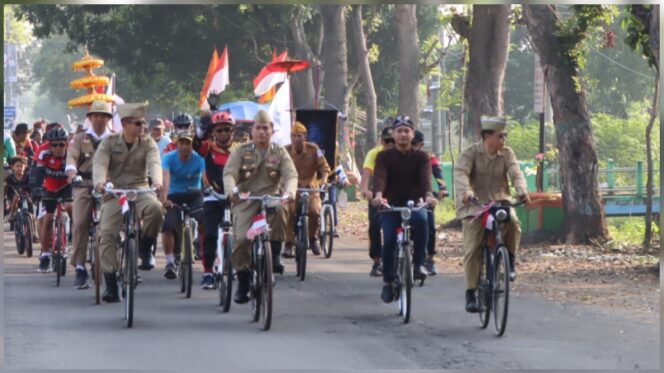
2;226;659;369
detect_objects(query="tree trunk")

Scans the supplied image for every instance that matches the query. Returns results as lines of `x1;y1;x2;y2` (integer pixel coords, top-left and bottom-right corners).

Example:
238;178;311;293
319;5;349;147
290;17;316;109
458;43;467;155
524;5;609;244
396;4;419;124
350;5;378;150
644;69;659;251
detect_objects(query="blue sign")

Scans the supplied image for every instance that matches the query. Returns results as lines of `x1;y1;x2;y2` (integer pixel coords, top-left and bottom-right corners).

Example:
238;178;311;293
4;106;16;119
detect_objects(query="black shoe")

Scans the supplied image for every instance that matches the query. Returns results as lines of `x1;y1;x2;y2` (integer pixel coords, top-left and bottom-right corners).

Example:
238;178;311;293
102;273;120;303
508;253;516;281
271;241;284;274
413;265;428;280
138;237;155;270
310;240;321;256
234;270;250;304
370;262;383;277
424;258;437;276
164;262;177;280
38;255;51;273
74;268;89;289
381;284;394;303
465;289;480;313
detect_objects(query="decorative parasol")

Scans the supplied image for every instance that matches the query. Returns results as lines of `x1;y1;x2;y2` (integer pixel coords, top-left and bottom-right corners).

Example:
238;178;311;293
265;59;310;74
68;46;114;108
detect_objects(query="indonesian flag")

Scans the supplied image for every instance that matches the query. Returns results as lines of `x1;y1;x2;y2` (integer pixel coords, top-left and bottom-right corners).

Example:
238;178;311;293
118;194;129;215
253;49;288;98
199;46;229;110
246;214;267;240
482;212;495;231
268;79;292;146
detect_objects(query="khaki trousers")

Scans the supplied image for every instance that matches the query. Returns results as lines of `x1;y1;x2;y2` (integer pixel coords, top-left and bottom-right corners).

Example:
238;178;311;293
70;186;93;266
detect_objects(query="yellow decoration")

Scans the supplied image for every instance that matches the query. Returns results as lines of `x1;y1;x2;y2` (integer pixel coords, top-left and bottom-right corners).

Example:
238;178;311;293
70;76;110;89
68;93;115;108
72;58;104;71
69;46;113;108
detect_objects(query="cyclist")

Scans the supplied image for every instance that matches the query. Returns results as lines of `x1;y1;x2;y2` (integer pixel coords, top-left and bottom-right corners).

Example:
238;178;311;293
360;126;394;277
11;123;39;169
160;131;205;280
198;111;238;289
6;157;33;225
92;103;165;303
163;112;198;154
35;127;73;273
453;116;529;313
283;122;331;259
411;130;449;276
149;118;172;157
223;110;297;304
65;101;113;289
371;116;436;303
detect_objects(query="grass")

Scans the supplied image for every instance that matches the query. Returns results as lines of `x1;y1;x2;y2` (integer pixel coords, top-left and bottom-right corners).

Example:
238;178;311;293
607;216;659;245
434;198;458;226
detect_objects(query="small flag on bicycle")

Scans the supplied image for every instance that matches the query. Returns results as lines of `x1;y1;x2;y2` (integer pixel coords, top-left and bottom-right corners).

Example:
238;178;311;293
482;212;495;231
247;214;267;240
118;194;129;215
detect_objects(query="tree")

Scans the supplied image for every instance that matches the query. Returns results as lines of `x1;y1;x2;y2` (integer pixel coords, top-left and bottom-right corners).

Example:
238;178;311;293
350;5;378;148
396;4;419;123
523;5;609;244
451;5;511;139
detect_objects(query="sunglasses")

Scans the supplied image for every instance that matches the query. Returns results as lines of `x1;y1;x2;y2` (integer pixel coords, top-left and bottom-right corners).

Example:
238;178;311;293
130;120;146;126
50;142;66;148
214;127;232;134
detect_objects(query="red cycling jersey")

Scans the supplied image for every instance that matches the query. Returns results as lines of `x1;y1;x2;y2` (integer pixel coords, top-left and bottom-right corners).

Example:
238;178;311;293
36;148;68;192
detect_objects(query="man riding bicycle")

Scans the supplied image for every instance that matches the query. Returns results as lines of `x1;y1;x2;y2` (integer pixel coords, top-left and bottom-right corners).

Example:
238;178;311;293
372;116;437;303
92;103;165;303
223;110;297;304
66;101;113;289
34;127;73;273
198;111;237;289
163;112;198;154
160;131;205;280
284;122;331;259
453;116;530;313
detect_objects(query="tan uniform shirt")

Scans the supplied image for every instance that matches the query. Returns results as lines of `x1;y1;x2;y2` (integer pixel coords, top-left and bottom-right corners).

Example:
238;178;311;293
93;133;162;189
223;142;298;197
285;142;331;189
66;128;111;186
453;141;527;218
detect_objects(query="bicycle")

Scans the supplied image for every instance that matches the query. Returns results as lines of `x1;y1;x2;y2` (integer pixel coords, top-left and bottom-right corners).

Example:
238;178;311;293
294;188;323;281
471;199;525;337
104;183;156;328
50;196;70;287
74;176;102;304
238;193;287;331
10;187;35;258
170;199;202;299
203;188;233;312
319;184;335;259
377;200;429;324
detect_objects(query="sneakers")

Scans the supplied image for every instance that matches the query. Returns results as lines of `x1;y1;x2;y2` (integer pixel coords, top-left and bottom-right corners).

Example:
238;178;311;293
413;265;428;281
465;289;480;313
381;284;394;303
333;229;340;238
74;268;89;289
424;257;437;276
370;262;383;277
310;240;321;256
282;244;295;258
38;255;51;273
200;273;216;290
508;253;516;281
164;262;177;280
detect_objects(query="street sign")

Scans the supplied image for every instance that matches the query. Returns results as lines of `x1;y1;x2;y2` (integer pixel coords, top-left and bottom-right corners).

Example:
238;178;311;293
534;54;545;113
4;106;16;119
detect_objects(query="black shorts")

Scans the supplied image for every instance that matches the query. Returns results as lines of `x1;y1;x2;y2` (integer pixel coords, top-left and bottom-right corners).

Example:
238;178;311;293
162;193;204;232
43;185;73;214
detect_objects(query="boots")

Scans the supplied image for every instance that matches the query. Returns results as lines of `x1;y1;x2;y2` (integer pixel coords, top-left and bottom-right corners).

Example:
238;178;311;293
138;236;155;270
465;289;480;313
508;253;516;281
102;272;120;303
234;270;250;304
271;241;284;274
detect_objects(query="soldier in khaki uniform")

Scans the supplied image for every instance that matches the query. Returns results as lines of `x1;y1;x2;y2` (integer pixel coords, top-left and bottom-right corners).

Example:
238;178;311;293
453;116;530;313
223;110;297;304
283;122;330;258
92;103;165;303
65;101;113;289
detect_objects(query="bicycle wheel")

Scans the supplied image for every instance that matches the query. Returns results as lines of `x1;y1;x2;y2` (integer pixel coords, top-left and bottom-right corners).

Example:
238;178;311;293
493;246;510;336
123;236;137;328
320;205;334;259
55;218;64;286
25;215;34;258
398;243;413;323
91;227;101;305
251;239;262;322
15;215;25;255
477;246;491;329
261;240;273;330
296;217;308;281
219;232;233;312
182;225;193;299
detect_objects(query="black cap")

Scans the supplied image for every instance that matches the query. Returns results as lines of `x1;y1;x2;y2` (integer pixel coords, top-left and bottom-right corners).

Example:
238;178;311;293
380;127;392;139
14;123;29;133
412;130;424;144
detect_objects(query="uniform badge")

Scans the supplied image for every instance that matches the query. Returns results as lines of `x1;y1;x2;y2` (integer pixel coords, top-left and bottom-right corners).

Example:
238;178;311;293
270;171;277;178
245;171;252;179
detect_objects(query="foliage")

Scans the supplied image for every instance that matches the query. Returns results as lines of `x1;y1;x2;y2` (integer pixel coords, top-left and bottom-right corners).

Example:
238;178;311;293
622;5;657;69
555;5;616;70
3;5;33;46
608;217;659;245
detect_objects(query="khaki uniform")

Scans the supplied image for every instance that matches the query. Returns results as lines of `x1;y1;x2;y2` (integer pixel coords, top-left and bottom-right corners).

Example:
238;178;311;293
453;141;527;289
223;142;298;271
92;133;165;273
66;130;109;266
285;142;331;243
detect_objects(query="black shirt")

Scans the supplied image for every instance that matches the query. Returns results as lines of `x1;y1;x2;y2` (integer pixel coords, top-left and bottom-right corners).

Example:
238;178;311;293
373;147;432;207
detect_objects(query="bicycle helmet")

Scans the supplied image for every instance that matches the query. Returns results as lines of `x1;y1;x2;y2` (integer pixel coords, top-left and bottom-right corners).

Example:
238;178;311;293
211;110;235;126
45;127;69;142
173;112;193;128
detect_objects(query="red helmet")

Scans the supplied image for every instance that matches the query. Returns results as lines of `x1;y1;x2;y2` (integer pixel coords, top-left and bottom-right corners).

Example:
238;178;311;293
211;111;235;126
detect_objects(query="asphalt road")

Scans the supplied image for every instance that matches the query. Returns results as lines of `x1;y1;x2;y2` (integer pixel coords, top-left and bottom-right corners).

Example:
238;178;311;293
2;226;659;369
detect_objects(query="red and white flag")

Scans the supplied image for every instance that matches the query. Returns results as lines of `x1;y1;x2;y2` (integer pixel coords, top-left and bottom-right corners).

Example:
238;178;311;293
246;214;267;240
253;49;288;98
199;46;229;110
118;194;129;215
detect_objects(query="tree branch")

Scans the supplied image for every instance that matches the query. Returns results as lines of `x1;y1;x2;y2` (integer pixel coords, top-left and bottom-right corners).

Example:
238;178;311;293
451;13;471;40
221;14;267;64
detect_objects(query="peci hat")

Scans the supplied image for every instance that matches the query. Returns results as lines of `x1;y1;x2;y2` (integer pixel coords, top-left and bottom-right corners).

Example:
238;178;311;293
292;121;308;134
412;129;425;144
253;109;272;125
87;100;112;117
480;115;507;132
117;103;147;120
